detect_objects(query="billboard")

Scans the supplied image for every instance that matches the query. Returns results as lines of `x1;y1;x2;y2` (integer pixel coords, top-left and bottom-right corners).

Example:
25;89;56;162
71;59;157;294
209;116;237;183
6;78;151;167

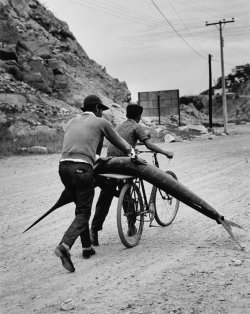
138;89;180;125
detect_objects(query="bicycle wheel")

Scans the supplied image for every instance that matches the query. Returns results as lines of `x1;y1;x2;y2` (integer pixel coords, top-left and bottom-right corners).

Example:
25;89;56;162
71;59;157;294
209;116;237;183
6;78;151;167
117;182;144;248
152;171;180;227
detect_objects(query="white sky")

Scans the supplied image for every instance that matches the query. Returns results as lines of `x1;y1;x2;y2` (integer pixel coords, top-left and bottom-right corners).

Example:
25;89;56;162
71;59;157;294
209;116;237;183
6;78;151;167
41;0;250;100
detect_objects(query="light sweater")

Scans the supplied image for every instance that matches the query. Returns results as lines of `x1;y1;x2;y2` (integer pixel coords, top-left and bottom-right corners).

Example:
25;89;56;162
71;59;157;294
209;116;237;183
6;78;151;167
60;113;131;166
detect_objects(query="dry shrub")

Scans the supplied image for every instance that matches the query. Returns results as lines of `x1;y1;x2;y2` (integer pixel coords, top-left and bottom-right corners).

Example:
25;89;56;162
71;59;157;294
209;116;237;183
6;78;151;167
0;129;64;157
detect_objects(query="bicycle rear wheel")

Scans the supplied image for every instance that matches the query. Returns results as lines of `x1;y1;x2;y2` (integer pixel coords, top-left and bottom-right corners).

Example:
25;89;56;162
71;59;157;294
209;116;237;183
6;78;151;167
117;182;144;248
152;171;180;226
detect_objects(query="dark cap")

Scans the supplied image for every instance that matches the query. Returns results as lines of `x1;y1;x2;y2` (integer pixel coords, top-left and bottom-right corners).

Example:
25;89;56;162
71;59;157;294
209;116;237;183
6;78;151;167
82;95;110;111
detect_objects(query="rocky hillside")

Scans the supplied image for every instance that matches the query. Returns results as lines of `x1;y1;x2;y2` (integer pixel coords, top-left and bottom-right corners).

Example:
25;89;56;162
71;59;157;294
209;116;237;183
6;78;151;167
200;64;250;123
0;0;131;104
0;0;131;140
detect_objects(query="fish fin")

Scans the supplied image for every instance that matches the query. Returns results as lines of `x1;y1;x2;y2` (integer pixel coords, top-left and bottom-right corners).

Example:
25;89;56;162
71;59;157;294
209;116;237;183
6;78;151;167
218;217;245;251
224;219;245;230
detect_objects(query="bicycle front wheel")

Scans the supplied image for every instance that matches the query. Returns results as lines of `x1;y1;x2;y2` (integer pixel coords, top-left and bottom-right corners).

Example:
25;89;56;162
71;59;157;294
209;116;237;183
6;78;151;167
117;182;144;248
152;171;180;227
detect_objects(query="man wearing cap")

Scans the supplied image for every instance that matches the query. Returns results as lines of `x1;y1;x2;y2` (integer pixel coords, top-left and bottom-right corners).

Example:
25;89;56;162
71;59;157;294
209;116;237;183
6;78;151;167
90;103;174;246
54;95;134;272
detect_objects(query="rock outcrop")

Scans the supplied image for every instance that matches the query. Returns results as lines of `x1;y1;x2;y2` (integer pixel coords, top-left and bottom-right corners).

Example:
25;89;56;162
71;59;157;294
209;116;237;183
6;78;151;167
0;0;132;141
0;0;131;105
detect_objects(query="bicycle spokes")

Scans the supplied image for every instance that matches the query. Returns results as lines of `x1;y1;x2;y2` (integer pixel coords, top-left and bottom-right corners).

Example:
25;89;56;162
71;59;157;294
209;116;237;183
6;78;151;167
154;187;179;227
117;183;144;248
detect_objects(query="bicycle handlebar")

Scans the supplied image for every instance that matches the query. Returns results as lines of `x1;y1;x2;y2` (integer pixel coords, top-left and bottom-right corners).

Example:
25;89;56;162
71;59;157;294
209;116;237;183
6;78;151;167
136;150;153;154
136;150;173;159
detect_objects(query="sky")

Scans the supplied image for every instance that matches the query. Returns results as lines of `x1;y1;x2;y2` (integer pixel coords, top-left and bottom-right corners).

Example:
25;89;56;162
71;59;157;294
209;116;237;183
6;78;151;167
41;0;250;101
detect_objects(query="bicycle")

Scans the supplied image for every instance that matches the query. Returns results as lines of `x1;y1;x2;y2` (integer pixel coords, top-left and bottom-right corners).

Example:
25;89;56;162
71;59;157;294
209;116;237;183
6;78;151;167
98;151;180;248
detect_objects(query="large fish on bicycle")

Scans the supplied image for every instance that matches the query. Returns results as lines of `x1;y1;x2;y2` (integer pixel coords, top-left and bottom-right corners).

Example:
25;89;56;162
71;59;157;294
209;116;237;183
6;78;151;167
24;154;244;250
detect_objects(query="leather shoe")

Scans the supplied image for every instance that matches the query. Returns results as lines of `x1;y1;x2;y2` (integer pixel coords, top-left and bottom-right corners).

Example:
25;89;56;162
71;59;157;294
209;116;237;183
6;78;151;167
127;225;137;237
90;229;99;246
82;247;96;259
54;244;75;272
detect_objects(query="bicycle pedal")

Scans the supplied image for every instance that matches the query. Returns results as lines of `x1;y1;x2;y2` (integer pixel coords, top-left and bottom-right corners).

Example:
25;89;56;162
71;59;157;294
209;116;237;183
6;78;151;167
149;224;159;228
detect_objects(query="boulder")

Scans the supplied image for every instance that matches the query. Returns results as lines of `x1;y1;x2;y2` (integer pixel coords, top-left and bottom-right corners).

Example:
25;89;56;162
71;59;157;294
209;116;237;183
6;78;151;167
178;125;189;132
188;124;208;134
47;58;65;75
17;40;52;58
164;134;176;143
23;71;52;94
0;93;26;110
9;0;31;19
0;47;18;62
39;96;79;113
21;146;48;154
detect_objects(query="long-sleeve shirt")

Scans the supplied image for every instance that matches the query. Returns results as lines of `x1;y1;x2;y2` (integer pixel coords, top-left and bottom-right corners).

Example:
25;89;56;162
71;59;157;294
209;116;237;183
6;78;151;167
60;113;131;166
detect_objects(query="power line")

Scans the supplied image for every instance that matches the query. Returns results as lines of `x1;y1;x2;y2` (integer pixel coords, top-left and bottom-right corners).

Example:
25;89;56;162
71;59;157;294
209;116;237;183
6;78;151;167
67;0;249;44
56;0;247;69
150;0;207;59
67;0;174;33
167;0;207;53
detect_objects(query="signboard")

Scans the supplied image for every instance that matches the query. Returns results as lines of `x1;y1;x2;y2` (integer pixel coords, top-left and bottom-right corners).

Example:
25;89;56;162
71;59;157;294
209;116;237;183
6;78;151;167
138;89;180;125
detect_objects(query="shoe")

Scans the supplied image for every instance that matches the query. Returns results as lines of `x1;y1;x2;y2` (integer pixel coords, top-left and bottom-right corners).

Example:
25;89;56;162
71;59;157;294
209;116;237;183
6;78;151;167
82;247;96;259
90;229;99;246
127;225;137;237
54;244;75;272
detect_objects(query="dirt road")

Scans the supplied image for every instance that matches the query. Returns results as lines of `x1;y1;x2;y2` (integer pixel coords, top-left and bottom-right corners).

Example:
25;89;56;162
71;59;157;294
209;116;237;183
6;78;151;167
1;123;250;314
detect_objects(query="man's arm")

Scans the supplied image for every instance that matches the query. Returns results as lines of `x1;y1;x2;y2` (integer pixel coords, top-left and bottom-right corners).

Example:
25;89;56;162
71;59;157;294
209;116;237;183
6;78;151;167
143;138;174;158
134;123;174;158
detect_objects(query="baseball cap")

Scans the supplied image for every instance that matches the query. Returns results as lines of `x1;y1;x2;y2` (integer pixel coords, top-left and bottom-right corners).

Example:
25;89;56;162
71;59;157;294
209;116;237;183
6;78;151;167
82;95;110;111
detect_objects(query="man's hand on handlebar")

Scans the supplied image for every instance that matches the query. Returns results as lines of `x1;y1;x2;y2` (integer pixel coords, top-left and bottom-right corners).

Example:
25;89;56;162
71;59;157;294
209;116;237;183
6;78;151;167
129;147;136;159
165;151;174;159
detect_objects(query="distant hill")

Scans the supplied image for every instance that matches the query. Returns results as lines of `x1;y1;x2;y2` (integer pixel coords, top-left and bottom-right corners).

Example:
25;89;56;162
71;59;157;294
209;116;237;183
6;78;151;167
198;64;250;123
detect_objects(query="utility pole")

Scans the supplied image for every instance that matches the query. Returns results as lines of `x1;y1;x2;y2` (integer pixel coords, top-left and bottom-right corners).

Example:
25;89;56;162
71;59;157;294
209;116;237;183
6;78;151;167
157;93;161;125
206;18;234;134
208;54;213;130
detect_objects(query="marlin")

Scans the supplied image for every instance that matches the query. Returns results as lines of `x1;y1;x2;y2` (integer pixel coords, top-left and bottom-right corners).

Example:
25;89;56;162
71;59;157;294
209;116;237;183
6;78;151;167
24;157;244;250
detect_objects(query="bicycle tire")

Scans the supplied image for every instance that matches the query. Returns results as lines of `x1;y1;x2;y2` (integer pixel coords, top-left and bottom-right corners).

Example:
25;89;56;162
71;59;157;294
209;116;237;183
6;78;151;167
117;182;144;248
151;171;180;227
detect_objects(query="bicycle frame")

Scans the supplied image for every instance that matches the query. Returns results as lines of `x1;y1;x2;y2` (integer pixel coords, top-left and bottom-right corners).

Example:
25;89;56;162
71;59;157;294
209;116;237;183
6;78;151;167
133;178;150;217
98;151;160;226
134;151;162;225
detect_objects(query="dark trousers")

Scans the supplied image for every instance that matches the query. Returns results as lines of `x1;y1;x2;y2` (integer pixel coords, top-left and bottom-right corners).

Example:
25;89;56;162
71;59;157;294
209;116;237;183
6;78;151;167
59;161;94;249
91;178;118;232
91;178;135;232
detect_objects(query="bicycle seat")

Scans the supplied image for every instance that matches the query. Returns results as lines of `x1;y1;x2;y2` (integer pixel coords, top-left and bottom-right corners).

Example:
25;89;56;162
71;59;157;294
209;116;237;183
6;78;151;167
98;173;136;180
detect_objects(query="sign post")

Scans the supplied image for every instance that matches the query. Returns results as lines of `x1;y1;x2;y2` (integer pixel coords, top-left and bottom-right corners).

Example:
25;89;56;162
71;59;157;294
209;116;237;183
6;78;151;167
138;89;180;125
157;93;161;124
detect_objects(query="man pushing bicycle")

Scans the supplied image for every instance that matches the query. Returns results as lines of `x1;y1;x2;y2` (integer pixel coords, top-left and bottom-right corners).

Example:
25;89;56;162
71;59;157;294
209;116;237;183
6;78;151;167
90;102;174;246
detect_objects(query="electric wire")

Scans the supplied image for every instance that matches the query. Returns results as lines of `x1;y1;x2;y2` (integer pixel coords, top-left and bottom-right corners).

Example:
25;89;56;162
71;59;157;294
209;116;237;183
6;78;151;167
150;0;207;59
54;0;248;72
67;0;174;33
166;0;207;54
67;0;250;47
